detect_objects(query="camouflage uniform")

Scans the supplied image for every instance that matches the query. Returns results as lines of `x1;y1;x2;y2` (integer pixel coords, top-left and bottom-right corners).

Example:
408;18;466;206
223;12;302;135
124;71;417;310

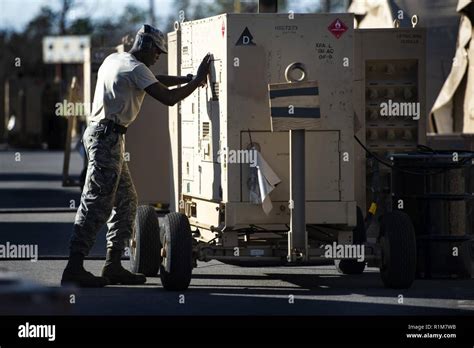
70;120;137;255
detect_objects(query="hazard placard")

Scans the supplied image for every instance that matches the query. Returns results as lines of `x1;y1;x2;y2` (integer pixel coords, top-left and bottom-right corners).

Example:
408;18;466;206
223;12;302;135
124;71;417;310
328;18;348;39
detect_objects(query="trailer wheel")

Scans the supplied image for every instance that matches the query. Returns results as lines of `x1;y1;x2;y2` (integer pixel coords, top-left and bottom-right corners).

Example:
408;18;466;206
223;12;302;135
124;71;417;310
130;205;161;276
379;210;416;289
159;212;193;291
335;207;367;274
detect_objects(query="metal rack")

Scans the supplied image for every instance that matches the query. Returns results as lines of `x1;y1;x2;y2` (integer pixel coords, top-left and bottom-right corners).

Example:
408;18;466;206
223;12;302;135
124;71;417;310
390;152;474;278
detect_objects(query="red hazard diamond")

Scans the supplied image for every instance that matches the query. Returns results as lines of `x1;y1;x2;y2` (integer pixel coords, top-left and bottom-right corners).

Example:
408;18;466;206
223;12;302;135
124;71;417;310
328;18;348;39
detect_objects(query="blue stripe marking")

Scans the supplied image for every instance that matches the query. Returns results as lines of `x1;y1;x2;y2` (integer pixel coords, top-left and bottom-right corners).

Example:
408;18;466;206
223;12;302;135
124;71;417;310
269;87;319;99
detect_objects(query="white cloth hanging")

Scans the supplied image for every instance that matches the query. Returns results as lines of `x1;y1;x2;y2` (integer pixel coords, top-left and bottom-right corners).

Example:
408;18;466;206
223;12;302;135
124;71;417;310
248;148;281;215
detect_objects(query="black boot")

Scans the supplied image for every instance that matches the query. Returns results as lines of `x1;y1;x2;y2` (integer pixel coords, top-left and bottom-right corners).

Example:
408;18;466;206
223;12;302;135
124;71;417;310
102;249;146;285
61;252;109;288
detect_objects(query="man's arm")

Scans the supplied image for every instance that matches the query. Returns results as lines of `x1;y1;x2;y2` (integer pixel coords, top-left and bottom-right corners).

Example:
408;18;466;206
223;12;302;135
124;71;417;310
156;75;192;87
145;78;202;106
145;53;211;106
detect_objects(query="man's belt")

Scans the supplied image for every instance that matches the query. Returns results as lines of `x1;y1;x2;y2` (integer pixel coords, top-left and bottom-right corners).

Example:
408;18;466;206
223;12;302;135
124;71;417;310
100;119;127;135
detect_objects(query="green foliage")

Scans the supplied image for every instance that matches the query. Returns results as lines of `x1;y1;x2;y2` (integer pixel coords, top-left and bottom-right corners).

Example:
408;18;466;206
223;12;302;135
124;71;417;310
24;6;57;39
91;5;149;46
117;5;149;32
68;18;94;35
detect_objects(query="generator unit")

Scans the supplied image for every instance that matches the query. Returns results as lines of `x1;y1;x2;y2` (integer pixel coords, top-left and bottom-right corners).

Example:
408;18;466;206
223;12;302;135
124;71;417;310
171;12;356;248
130;13;418;291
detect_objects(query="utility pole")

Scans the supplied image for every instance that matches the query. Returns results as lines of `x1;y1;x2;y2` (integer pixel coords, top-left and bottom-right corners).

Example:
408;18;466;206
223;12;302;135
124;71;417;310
324;0;331;13
258;0;278;13
234;0;241;13
59;0;73;34
149;0;156;26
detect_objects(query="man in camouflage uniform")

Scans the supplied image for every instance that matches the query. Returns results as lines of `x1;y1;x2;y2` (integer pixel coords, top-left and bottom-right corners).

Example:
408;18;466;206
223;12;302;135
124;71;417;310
61;24;211;287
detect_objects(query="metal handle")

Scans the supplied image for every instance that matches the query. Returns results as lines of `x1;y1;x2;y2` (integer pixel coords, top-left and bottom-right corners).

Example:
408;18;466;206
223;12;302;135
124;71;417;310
285;62;306;83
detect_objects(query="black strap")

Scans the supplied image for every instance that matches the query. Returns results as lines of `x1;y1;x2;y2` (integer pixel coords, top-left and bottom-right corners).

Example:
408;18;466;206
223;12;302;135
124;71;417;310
100;119;127;134
111;122;127;134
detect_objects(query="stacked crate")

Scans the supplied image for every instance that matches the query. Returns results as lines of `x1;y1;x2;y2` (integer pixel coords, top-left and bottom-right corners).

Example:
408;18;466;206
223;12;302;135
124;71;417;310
353;28;426;215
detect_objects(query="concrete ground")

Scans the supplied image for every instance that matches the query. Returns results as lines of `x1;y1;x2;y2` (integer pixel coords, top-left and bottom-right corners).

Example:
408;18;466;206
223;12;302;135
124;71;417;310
0;150;473;316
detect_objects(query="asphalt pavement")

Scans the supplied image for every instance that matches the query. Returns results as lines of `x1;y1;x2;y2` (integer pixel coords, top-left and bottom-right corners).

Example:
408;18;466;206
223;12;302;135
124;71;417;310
2;259;474;316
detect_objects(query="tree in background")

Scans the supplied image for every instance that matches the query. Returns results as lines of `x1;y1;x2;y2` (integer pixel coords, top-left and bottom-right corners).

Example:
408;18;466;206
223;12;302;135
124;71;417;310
91;5;148;46
318;0;348;12
59;0;75;34
68;18;94;35
4;6;57;78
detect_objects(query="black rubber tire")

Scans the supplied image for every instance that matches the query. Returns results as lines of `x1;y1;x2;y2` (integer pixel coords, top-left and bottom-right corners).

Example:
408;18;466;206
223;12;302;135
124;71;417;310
159;212;193;291
335;207;367;275
130;205;161;276
379;210;416;289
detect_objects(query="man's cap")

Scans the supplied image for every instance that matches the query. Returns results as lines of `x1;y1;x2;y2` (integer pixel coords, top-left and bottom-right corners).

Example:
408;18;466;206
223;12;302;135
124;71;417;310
137;24;167;54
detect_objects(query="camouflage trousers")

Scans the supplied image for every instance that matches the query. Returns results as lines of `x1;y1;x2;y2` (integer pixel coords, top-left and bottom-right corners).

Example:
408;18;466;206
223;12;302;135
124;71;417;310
69;121;137;256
